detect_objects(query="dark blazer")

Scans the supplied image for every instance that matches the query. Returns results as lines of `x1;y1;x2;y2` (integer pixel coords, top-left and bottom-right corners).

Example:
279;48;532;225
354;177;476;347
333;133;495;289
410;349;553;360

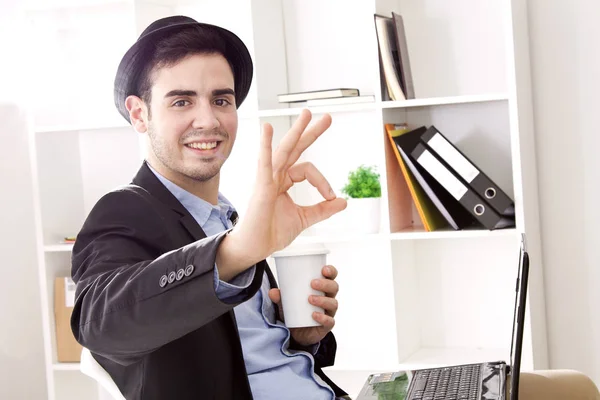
70;162;346;400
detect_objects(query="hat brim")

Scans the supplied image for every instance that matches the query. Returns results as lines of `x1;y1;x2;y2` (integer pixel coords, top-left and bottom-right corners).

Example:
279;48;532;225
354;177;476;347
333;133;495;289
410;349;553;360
114;21;253;123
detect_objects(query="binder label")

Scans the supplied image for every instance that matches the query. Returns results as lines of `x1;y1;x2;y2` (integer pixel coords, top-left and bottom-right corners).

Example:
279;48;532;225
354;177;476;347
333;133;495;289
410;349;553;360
428;133;479;182
417;149;468;201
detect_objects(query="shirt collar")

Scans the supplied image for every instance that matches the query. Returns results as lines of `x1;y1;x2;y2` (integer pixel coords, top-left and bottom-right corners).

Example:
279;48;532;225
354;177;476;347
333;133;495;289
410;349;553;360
147;162;236;227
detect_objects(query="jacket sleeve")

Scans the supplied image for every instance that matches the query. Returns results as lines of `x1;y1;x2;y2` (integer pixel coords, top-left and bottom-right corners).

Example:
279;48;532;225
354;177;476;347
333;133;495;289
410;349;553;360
70;188;264;366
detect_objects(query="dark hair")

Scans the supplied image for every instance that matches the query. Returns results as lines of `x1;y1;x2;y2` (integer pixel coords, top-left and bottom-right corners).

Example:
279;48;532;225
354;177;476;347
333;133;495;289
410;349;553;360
136;25;235;112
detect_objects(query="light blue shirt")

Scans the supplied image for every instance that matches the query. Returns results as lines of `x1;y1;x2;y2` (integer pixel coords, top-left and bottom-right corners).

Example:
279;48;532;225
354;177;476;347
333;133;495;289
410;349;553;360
149;166;335;400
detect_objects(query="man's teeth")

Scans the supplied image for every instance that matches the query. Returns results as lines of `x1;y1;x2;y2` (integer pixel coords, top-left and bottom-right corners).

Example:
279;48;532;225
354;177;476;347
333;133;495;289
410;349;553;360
187;142;218;150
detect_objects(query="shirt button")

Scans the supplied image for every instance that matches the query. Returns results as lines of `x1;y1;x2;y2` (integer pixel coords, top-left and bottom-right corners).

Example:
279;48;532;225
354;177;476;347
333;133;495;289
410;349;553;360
185;264;195;276
176;269;185;281
159;275;168;288
168;271;177;283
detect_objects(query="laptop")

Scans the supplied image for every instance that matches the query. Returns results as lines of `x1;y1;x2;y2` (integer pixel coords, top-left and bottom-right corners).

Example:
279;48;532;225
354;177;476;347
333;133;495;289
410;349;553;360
356;234;530;400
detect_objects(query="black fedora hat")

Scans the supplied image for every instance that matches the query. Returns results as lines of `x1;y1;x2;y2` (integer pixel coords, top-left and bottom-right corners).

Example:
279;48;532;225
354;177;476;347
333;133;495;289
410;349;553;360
114;15;253;123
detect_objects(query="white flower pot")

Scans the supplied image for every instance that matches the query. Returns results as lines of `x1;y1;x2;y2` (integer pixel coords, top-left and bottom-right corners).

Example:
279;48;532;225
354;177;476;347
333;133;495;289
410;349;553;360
345;197;381;234
309;196;381;236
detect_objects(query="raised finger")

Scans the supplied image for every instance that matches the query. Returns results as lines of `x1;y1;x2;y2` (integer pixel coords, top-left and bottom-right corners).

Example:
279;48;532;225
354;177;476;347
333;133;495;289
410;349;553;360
287;162;336;201
322;265;338;280
284;113;332;172
312;312;335;330
309;295;338;317
312;278;339;297
257;122;274;186
272;109;312;174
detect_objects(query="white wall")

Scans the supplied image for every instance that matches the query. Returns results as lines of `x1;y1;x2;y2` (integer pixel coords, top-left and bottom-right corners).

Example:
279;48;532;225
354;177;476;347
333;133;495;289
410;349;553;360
527;0;600;385
0;2;48;399
0;103;48;400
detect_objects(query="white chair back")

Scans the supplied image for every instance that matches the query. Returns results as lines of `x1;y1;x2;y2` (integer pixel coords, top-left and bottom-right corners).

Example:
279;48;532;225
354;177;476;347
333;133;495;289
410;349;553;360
80;348;126;400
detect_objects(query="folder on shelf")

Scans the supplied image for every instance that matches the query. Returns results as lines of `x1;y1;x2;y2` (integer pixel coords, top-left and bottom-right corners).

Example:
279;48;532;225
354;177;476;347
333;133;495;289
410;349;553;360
420;125;515;216
411;143;515;230
386;124;478;231
384;124;448;231
383;124;414;231
397;143;480;230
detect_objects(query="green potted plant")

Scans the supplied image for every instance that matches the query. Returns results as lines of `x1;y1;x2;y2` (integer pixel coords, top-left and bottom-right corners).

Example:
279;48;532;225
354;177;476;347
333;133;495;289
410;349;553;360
340;164;382;234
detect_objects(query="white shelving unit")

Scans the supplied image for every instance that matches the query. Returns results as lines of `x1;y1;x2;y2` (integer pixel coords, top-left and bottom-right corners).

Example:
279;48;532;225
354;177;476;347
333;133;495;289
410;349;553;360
23;0;547;399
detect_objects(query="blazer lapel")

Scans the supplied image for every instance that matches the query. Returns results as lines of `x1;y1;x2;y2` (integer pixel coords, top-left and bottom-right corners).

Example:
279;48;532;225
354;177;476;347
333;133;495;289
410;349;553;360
179;214;207;241
131;161;208;241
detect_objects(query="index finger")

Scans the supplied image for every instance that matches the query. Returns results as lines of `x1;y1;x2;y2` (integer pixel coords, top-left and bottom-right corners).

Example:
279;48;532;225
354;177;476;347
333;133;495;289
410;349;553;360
272;109;312;174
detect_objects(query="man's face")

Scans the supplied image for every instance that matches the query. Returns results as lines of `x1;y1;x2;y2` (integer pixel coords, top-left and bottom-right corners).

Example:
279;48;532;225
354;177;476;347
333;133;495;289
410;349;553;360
145;53;238;182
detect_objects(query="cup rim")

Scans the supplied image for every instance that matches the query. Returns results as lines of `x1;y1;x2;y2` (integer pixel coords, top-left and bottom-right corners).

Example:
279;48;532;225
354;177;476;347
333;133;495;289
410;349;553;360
271;245;330;258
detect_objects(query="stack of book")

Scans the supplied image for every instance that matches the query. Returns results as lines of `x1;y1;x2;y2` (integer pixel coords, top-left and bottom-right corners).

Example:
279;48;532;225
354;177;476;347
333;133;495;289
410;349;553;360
277;88;374;106
384;124;516;231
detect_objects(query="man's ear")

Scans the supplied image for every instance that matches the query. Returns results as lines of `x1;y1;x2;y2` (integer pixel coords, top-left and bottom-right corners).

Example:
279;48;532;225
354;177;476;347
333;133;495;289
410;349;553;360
125;95;149;133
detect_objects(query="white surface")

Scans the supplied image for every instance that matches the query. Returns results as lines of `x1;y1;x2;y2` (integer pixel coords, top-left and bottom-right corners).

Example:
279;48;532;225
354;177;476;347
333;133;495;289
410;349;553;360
44;244;75;252
78;128;141;215
272;253;326;328
272;244;329;258
53;363;81;371
345;197;382;235
81;348;125;400
0;102;48;399
528;0;600;385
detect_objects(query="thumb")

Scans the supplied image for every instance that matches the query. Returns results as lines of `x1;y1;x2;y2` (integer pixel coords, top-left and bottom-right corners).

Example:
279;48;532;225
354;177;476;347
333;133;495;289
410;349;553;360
302;197;347;227
268;288;281;304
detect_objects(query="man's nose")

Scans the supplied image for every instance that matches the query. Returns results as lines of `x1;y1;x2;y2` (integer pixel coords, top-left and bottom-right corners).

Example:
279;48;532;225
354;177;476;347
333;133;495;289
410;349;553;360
191;101;220;131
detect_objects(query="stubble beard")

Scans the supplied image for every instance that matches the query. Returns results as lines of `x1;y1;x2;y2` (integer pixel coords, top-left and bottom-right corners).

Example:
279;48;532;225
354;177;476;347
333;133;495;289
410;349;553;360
147;122;229;182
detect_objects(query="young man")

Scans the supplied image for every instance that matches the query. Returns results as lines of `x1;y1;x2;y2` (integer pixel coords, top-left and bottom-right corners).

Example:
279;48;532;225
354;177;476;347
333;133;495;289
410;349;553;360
71;16;348;400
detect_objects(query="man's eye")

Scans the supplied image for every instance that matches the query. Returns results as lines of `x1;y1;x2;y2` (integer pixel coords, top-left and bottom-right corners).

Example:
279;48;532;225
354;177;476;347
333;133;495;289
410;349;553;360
214;98;232;107
173;100;189;107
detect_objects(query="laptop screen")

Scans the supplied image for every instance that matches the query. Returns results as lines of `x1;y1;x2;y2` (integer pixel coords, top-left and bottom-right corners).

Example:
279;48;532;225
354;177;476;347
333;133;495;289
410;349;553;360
508;234;530;400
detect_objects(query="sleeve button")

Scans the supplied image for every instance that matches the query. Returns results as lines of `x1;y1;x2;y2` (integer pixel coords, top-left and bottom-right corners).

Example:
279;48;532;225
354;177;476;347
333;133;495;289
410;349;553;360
176;269;185;281
159;275;168;288
184;265;195;276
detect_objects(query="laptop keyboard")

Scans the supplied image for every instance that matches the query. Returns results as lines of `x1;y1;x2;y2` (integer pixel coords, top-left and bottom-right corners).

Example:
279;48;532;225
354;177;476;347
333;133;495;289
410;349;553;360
408;364;481;400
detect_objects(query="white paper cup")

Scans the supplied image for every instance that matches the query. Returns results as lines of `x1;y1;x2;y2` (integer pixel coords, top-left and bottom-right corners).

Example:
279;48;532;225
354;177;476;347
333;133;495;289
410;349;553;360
272;245;329;328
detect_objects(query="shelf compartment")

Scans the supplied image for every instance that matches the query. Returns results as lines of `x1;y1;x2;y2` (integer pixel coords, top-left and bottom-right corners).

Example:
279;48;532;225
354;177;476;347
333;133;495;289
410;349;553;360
383;100;515;233
390;236;520;369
